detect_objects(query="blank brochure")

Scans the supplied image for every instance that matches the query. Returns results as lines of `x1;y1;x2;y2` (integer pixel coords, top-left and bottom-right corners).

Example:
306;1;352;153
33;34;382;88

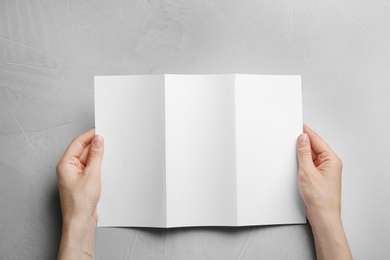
94;74;306;228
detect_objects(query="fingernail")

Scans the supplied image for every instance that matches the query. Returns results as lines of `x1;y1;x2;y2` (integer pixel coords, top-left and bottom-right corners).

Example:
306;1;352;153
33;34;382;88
93;135;103;147
298;134;308;145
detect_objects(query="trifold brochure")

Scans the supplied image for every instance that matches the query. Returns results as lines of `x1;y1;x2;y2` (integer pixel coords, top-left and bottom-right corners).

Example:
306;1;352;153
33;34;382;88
95;74;306;228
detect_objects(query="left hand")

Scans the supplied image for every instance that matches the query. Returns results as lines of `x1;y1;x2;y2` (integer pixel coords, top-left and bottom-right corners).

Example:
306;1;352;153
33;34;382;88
56;128;104;225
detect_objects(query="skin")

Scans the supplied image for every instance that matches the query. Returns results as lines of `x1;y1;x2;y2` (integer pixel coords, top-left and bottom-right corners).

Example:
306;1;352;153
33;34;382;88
56;128;104;260
57;125;352;259
297;124;352;260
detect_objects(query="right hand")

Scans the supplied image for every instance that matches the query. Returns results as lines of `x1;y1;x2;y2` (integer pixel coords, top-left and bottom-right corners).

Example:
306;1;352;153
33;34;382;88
296;124;343;222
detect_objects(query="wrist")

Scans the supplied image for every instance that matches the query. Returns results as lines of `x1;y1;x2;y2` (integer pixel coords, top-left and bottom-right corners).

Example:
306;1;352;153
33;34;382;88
307;207;341;227
58;215;97;259
62;214;97;235
62;210;98;227
307;209;352;260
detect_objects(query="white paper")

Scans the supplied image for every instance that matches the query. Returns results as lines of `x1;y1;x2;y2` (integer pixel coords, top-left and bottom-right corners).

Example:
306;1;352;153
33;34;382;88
165;74;237;227
95;74;306;228
235;75;305;225
95;75;166;227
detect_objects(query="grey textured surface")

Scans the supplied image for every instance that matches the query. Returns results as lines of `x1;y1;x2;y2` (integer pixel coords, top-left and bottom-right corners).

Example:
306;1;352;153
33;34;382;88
0;0;389;259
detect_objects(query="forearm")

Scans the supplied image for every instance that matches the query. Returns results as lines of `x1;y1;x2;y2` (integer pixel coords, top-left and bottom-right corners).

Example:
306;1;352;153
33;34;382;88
58;216;97;260
309;211;352;260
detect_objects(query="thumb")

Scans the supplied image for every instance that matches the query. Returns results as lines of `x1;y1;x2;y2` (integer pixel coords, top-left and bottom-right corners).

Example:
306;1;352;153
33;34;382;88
86;135;104;172
297;133;315;173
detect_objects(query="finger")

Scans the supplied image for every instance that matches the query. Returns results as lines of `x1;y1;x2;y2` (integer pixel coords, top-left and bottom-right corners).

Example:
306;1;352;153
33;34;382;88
63;128;95;159
303;124;336;156
85;135;104;174
297;133;316;173
301;124;317;161
79;144;91;166
311;146;317;162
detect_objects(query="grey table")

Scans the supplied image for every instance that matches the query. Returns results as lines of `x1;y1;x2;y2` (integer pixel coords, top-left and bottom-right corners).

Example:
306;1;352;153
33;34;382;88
1;0;389;259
